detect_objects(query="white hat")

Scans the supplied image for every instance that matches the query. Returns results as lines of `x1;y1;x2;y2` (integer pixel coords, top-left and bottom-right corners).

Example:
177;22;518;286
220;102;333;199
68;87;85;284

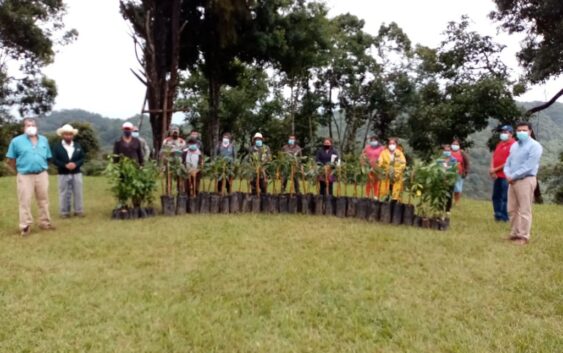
56;124;79;136
122;122;134;130
253;132;263;139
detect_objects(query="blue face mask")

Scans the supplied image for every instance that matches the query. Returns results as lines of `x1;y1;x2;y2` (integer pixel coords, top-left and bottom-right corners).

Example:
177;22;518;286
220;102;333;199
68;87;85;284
499;133;509;141
188;145;198;151
451;144;460;152
255;140;263;147
516;131;529;141
443;151;452;157
369;141;378;148
288;139;295;145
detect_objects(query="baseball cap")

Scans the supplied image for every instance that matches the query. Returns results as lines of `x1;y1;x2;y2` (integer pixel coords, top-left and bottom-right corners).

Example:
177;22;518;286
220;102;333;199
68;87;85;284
253;132;263;139
122;122;134;130
500;125;513;133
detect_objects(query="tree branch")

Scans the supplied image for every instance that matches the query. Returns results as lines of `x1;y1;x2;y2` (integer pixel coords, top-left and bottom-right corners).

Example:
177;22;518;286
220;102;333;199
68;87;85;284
526;88;563;116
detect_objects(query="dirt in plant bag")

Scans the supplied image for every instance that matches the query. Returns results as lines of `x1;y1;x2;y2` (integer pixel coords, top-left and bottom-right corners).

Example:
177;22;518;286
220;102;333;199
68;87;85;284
335;197;347;218
161;195;176;216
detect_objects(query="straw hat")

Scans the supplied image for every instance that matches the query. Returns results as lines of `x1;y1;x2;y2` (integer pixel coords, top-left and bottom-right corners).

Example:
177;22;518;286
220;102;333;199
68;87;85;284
56;124;79;136
253;132;263;140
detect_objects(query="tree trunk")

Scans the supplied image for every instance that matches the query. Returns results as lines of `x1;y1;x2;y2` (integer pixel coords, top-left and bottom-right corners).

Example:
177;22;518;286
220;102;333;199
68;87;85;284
208;76;221;157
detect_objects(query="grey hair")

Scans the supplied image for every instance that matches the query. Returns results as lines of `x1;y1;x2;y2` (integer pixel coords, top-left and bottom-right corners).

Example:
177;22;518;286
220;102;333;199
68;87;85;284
22;117;37;126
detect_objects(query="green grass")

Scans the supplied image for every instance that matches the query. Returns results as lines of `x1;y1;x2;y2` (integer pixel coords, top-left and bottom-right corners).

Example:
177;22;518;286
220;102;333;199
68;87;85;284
0;176;561;353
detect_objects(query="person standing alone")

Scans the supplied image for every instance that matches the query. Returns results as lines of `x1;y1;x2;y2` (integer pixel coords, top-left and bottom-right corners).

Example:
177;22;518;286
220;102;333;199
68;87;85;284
489;125;515;222
52;124;86;218
6;118;55;236
504;122;543;245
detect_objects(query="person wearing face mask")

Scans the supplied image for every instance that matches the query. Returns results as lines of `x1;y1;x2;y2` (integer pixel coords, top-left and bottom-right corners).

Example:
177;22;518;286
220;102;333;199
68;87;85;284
281;135;302;193
183;137;204;196
315;138;339;196
377;137;407;201
249;132;271;194
503;122;543;245
361;135;384;199
6;118;55;236
189;130;203;151
52;124;86;218
215;132;236;193
490;125;516;222
133;126;151;161
161;125;186;156
450;138;470;205
436;144;459;213
113;122;144;165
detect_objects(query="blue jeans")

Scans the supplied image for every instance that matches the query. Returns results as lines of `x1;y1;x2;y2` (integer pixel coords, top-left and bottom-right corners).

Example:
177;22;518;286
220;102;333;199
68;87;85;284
492;178;509;221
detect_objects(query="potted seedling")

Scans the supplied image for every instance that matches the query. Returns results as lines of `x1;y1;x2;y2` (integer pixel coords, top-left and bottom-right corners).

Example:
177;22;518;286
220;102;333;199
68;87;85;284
334;160;348;218
167;156;188;215
301;158;320;215
158;149;177;216
378;165;394;224
229;159;243;213
286;154;302;213
402;162;421;226
355;161;370;220
345;159;362;218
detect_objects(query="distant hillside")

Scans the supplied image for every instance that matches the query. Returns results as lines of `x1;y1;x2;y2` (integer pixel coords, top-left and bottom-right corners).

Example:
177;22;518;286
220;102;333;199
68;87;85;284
38;109;154;151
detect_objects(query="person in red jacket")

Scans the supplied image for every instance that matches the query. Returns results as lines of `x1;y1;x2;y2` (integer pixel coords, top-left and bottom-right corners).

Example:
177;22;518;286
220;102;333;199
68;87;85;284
361;135;384;199
450;138;470;205
489;125;516;221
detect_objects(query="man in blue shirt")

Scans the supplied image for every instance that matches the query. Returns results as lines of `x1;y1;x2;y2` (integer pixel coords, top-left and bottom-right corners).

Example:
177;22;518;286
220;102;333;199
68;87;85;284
503;121;543;245
6;118;56;236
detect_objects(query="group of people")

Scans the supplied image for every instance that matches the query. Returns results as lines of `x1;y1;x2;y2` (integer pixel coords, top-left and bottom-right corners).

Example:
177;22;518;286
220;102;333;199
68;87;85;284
5;118;542;245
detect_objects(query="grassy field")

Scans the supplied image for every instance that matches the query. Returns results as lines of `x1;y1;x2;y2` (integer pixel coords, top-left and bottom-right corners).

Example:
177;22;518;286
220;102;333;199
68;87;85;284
0;176;561;353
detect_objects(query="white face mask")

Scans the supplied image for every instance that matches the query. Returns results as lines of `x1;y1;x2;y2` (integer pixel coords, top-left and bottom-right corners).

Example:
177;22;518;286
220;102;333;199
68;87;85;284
222;138;230;146
388;144;396;152
451;144;460;152
25;126;38;136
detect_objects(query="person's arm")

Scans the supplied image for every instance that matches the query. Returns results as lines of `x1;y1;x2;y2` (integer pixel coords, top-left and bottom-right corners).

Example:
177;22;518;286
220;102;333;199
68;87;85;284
137;141;144;166
5;140;17;173
74;144;85;168
315;149;321;164
113;141;120;163
51;145;66;168
508;143;543;181
461;151;470;176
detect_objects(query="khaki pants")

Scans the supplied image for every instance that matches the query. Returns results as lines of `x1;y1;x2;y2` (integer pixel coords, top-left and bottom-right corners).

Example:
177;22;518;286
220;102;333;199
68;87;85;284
17;171;51;230
507;176;536;240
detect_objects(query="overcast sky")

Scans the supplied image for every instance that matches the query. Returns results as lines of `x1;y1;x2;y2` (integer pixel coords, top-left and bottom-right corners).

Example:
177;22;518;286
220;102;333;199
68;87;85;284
43;0;562;119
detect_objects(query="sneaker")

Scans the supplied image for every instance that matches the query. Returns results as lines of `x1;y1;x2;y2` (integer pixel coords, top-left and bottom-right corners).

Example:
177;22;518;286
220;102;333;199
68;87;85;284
74;213;85;218
60;214;70;219
39;224;56;231
20;225;31;237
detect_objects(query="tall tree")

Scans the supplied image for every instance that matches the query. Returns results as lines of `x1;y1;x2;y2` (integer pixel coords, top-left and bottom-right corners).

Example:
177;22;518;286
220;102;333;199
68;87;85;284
408;17;521;158
0;0;76;121
490;0;563;115
120;0;189;155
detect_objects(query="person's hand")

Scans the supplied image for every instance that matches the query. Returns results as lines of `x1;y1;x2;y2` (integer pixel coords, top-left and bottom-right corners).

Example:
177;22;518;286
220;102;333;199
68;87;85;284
489;172;497;180
507;177;513;185
66;163;76;170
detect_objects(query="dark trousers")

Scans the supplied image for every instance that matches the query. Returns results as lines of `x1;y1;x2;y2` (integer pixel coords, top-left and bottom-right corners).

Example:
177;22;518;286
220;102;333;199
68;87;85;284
217;179;232;194
282;176;300;194
250;177;267;195
319;181;333;196
492;178;509;221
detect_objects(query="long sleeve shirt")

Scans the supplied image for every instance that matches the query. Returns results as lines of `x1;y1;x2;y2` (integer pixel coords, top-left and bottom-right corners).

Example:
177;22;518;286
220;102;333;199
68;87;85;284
52;140;85;174
113;138;144;166
315;147;338;165
503;138;543;181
